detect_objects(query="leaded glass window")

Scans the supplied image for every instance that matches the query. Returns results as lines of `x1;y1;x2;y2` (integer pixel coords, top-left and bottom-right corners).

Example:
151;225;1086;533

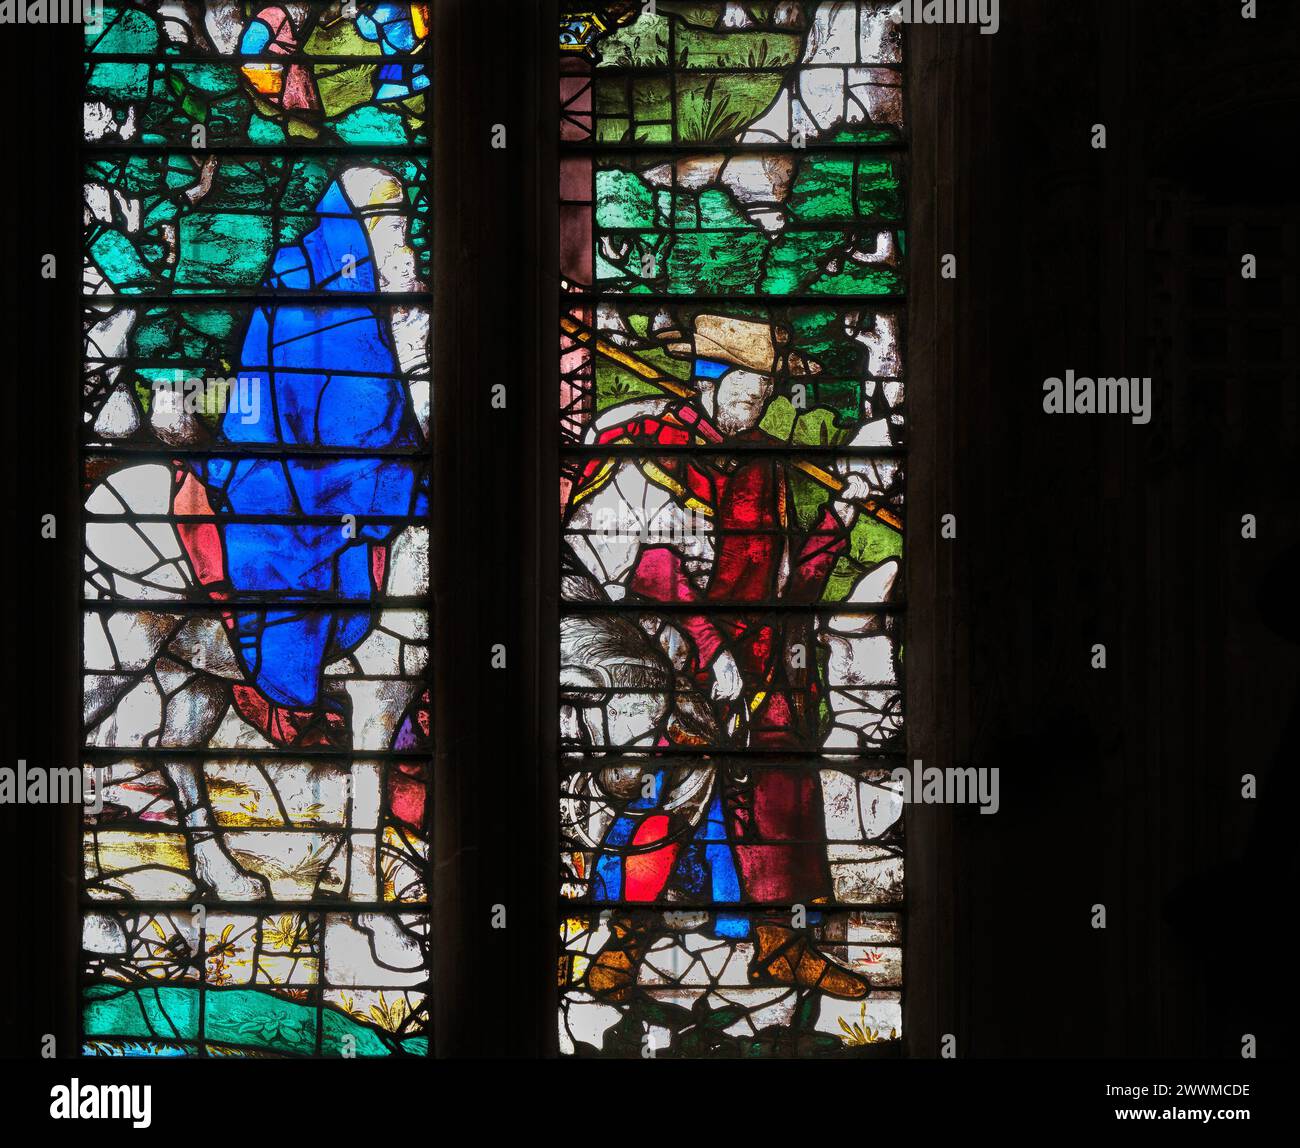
80;1;432;1057
558;1;906;1056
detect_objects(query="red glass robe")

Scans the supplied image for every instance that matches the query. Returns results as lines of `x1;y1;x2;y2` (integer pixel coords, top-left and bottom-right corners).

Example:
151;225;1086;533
573;402;852;903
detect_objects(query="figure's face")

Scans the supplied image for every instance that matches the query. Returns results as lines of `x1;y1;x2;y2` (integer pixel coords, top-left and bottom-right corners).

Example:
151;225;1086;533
712;369;774;434
559;666;667;751
604;689;667;748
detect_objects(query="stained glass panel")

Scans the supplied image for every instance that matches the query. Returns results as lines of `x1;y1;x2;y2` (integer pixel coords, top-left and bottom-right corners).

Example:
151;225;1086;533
560;150;904;294
81;1;432;1058
85;1;429;146
84;153;430;295
558;1;906;1057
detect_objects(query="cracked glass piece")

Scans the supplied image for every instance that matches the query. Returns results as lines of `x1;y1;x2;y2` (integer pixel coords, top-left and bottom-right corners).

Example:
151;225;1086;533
558;909;901;1057
561;1;903;145
86;2;429;147
82;909;429;1056
561;150;904;295
559;301;905;448
84;153;429;296
561;763;903;905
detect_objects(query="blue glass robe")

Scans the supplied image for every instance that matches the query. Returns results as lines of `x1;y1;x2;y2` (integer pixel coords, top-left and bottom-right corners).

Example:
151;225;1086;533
195;178;426;709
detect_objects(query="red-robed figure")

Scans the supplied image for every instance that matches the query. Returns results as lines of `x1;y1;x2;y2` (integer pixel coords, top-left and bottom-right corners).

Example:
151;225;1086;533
563;313;878;998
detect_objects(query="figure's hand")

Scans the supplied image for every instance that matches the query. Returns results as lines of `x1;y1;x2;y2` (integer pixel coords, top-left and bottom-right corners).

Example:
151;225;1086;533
832;473;874;526
710;649;744;702
838;473;873;502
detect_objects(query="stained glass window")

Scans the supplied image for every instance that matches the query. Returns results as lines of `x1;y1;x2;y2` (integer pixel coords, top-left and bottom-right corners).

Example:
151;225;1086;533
81;1;431;1057
558;1;906;1056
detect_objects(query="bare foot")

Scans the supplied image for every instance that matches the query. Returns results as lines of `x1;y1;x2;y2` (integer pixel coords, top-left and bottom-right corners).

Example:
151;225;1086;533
191;836;269;900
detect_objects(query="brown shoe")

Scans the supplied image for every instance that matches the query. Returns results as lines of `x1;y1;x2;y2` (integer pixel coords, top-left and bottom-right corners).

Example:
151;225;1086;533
586;917;646;1002
749;925;870;1000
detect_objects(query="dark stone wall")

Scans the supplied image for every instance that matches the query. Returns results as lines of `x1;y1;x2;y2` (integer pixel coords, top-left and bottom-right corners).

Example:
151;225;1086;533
924;0;1297;1057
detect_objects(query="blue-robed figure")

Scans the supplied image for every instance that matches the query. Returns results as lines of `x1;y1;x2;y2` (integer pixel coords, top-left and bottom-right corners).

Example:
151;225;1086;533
187;172;427;744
